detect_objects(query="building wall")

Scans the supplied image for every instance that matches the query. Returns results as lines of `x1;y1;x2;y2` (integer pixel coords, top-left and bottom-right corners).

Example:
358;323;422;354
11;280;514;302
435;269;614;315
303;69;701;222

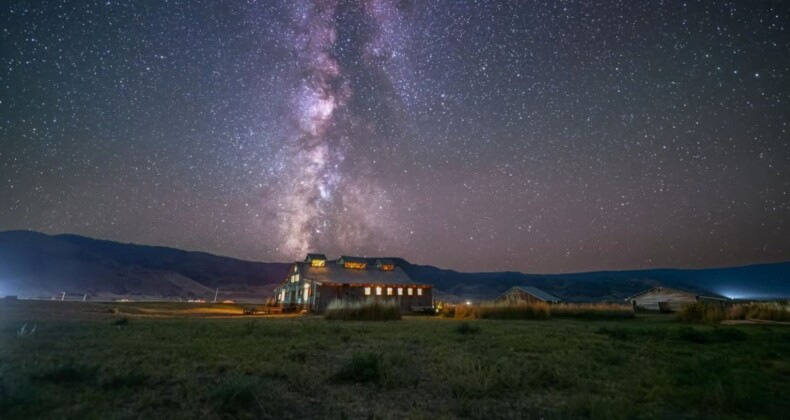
312;284;433;313
631;288;697;312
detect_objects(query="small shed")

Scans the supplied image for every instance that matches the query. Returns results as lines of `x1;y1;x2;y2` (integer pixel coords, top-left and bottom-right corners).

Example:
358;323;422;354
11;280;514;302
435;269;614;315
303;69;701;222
495;286;562;304
626;287;728;313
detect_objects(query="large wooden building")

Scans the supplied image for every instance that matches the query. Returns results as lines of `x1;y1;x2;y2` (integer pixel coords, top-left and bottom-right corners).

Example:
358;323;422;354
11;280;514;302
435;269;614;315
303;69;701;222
274;254;434;313
626;287;728;312
495;286;561;304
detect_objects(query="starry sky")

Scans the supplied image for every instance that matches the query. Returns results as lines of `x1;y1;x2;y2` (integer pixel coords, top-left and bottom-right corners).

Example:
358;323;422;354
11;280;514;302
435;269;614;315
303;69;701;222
1;0;789;273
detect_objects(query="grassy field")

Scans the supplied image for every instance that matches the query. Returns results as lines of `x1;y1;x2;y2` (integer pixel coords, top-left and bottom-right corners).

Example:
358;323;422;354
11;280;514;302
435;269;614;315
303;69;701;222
1;300;789;419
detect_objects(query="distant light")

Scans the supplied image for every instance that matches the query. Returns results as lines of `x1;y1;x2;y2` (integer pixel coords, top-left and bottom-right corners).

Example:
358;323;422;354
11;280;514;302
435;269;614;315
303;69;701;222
465;300;472;305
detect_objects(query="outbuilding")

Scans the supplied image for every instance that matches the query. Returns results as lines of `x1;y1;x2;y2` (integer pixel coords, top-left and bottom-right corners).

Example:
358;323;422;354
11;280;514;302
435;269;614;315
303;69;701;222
626;286;728;312
495;286;562;304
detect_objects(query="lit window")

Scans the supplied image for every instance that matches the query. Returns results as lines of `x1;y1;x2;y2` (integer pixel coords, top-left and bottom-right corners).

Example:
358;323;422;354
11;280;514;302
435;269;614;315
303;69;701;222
376;287;382;296
364;287;371;296
397;288;403;296
387;288;393;296
417;288;423;296
408;288;413;296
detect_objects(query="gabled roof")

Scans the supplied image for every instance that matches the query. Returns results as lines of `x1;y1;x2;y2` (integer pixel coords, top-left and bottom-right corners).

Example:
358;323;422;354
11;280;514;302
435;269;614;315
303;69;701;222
338;256;367;264
375;259;395;266
625;286;728;301
296;262;427;286
499;286;561;303
305;253;327;262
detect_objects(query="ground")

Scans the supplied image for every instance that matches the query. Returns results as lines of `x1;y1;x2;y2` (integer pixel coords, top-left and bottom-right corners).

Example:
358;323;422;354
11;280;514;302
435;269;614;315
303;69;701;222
1;300;789;419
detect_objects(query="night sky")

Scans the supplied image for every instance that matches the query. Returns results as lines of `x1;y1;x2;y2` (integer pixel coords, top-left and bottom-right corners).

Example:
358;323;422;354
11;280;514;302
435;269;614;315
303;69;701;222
1;1;789;273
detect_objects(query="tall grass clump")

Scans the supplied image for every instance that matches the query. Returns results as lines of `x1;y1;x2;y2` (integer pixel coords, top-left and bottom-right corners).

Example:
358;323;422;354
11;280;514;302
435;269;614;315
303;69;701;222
324;298;401;321
551;303;635;320
455;302;550;320
729;301;790;322
676;302;726;324
333;352;385;383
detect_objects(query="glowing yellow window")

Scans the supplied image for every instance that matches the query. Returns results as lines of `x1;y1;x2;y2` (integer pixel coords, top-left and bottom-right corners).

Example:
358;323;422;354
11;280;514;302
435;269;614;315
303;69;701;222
407;288;413;296
387;288;393;296
397;288;403;296
364;287;371;296
375;287;382;296
417;288;423;296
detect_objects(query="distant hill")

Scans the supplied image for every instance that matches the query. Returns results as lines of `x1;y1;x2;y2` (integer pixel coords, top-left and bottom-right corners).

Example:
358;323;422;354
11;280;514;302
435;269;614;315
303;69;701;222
0;230;290;302
391;259;790;302
1;230;788;302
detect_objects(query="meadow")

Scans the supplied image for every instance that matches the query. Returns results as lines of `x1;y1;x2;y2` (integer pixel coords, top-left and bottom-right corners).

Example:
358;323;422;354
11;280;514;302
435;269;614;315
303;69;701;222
2;300;790;419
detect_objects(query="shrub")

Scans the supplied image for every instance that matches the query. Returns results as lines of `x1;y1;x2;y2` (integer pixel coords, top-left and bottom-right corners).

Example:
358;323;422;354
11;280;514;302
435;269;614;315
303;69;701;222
676;302;726;324
324;298;401;321
112;317;129;326
439;304;456;318
334;353;384;383
551;303;635;320
455;322;480;334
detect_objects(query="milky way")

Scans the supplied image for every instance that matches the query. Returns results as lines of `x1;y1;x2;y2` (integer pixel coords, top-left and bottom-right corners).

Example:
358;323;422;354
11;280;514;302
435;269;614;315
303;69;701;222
269;0;401;257
1;1;789;272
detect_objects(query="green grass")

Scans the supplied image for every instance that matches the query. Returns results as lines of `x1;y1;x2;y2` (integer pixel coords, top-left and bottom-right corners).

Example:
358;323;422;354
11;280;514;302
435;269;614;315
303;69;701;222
1;300;789;419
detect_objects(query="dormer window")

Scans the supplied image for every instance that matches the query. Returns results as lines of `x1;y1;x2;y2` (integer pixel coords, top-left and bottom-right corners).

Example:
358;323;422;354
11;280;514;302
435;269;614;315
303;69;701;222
338;256;367;270
305;253;327;267
375;259;395;271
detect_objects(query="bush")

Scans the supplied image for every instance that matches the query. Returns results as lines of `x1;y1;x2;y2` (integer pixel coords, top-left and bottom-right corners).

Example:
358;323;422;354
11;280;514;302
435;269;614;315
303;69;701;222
334;353;384;383
551;303;635;320
324;298;401;321
439;304;456;318
455;322;480;334
676;302;726;324
112;317;129;326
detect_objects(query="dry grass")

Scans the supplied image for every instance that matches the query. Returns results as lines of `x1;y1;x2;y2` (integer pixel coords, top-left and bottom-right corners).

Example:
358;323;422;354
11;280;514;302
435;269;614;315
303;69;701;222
324;298;401;321
551;303;635;320
454;302;633;320
455;302;550;320
728;301;790;322
676;302;727;324
679;301;790;324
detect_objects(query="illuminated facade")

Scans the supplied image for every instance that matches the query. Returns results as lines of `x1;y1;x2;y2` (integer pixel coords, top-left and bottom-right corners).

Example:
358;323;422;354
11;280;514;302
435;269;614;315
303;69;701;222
273;254;434;313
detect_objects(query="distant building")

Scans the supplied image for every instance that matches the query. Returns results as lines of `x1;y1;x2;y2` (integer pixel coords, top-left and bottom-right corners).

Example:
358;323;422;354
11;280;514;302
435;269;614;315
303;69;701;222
274;254;433;313
626;287;728;312
495;286;562;304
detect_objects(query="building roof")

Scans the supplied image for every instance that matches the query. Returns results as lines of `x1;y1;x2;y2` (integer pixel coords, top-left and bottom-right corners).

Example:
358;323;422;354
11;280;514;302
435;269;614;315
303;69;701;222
305;253;327;261
376;259;395;266
625;286;728;301
296;262;427;286
499;286;562;302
